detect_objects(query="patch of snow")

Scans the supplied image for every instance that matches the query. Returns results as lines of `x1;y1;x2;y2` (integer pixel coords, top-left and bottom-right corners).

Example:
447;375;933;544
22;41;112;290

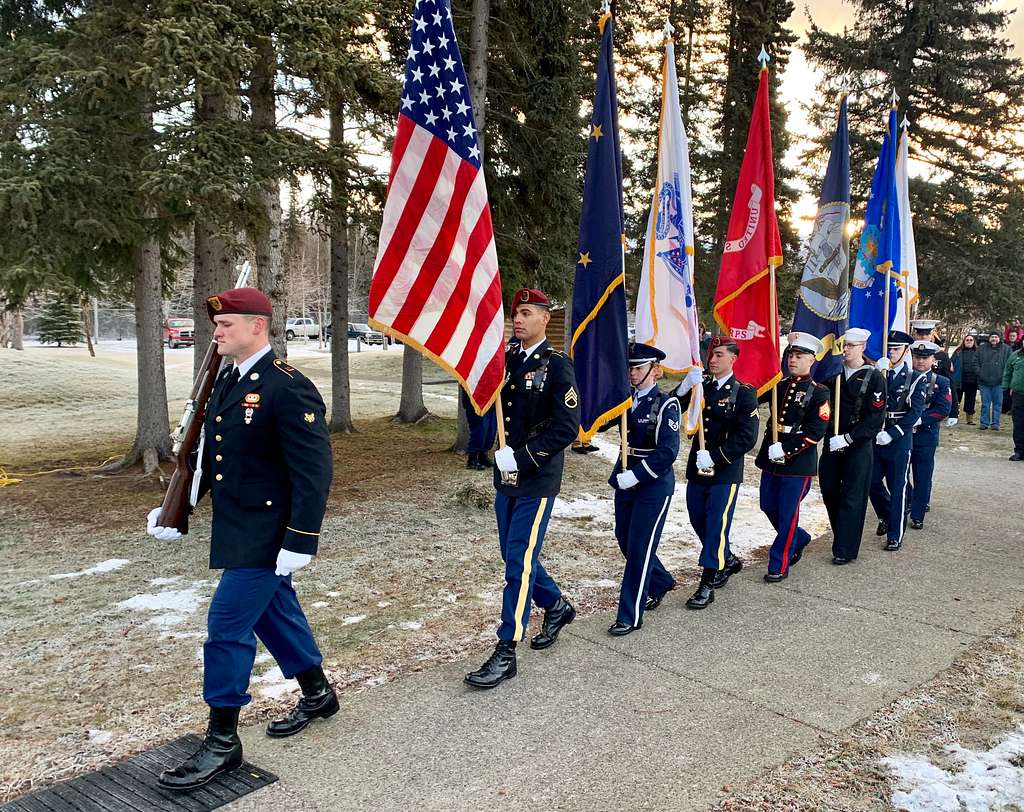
116;583;207;630
51;559;130;580
253;666;297;699
398;621;423;631
343;615;367;625
440;591;458;604
15;579;40;587
326;591;341;597
882;724;1024;811
311;601;330;609
88;729;113;744
254;651;273;664
578;579;618;589
377;601;391;608
148;576;182;586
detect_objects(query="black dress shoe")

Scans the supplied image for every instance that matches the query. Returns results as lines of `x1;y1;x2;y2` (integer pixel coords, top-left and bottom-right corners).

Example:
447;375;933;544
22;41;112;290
530;597;576;650
763;571;788;583
710;555;743;589
607;621;639;636
789;548;804;567
876;520;888;537
645;585;675;611
685;583;715;610
266;665;339;738
885;538;902;551
464;641;517;689
910;519;924;530
158;707;243;790
1009;454;1023;461
832;556;851;565
466;452;488;470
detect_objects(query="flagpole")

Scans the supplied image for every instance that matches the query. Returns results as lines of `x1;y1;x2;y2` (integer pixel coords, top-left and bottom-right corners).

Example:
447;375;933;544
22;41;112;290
882;270;890;358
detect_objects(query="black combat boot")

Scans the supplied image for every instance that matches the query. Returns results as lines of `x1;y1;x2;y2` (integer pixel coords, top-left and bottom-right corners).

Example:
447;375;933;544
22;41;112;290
875;519;888;537
266;664;339;738
464;641;517;689
645;584;675;611
710;554;743;589
685;569;716;609
158;706;243;790
529;596;576;650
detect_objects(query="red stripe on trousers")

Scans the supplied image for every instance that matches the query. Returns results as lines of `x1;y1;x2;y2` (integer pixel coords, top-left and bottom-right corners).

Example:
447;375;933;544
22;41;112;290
369;135;449;315
779;476;811;575
424;204;493;355
391;160;478;336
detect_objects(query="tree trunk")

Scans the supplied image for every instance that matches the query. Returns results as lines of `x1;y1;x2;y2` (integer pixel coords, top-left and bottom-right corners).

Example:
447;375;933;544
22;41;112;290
252;36;287;359
192;83;239;377
12;308;24;350
396;347;429;423
451;0;491;451
81;297;96;357
328;95;355;433
117;234;172;472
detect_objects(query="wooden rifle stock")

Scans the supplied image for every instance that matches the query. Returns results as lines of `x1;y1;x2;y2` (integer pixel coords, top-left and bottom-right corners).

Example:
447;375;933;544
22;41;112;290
158;340;224;533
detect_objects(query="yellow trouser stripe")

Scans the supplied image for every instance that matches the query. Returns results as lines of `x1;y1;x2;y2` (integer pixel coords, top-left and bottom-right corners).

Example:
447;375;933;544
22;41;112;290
513;497;549;641
717;484;738;569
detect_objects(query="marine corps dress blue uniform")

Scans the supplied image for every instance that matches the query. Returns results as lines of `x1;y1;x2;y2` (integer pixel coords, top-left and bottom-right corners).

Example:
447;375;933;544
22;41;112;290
465;288;580;690
907;341;953;530
674;337;759;608
869;331;927;551
148;288;336;791
819;328;887;564
756;334;831;582
603;344;680;635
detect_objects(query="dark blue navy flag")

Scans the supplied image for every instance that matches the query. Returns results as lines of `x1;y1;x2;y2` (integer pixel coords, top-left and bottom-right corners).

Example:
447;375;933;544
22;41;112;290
793;95;850;380
570;10;630;442
849;106;902;361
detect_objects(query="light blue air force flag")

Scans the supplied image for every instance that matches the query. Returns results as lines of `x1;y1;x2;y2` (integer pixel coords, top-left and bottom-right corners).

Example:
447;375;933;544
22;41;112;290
849;106;902;361
792;95;850;380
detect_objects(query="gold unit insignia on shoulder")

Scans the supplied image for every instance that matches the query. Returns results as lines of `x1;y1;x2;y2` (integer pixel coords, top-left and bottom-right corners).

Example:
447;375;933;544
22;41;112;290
304;412;316;423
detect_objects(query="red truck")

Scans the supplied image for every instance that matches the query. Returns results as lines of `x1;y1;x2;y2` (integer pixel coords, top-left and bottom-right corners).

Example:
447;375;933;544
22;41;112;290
163;317;195;348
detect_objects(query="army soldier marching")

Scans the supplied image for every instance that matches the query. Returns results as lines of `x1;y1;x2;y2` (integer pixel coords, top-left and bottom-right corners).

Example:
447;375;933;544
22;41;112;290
464;288;581;689
755;332;831;582
869;330;927;551
602;344;680;636
146;288;336;790
907;340;953;530
673;336;759;608
819;328;887;565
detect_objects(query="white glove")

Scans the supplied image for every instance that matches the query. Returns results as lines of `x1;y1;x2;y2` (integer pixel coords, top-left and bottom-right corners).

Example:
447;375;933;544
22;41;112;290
676;367;704;395
494;446;518;473
275;549;312;577
696;450;714;471
146;507;183;541
875;357;892;372
829;435;850;452
768;442;785;463
875;430;893;446
913;417;922;427
946;417;958;427
616;470;639;489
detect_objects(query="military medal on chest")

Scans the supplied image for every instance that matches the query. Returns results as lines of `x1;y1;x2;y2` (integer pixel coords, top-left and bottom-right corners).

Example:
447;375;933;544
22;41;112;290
243;392;261;424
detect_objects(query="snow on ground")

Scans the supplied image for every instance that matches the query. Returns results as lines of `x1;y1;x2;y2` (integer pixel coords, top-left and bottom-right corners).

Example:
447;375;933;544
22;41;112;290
882;724;1024;811
252;666;297;699
50;559;130;580
115;581;209;629
552;435;830;571
342;614;367;625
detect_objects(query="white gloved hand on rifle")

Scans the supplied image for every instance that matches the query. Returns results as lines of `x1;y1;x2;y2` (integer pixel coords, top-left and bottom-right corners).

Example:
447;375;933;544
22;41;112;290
875;357;892;372
146;507;183;541
275;549;312;577
675;367;704;396
946;417;958;427
494;446;518;473
768;442;785;463
615;470;639;490
875;430;893;446
829;435;850;452
696;450;714;471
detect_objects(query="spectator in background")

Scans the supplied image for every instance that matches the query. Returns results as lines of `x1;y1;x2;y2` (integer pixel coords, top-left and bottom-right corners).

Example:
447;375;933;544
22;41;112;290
950;334;980;424
1004;320;1022;344
1005;329;1022;415
978;333;1012;431
1004;342;1024;461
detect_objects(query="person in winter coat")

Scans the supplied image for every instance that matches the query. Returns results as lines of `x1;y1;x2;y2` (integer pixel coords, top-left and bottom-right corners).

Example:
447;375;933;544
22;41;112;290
950;334;981;424
978;333;1012;430
1003;346;1024;461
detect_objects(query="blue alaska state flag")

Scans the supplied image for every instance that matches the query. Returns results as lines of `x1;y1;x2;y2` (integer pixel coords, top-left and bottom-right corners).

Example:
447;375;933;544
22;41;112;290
793;95;850;380
570;9;630;442
849;105;902;361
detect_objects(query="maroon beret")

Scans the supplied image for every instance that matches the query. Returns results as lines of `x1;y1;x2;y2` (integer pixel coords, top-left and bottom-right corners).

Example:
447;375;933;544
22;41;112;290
708;335;740;355
206;288;273;322
511;288;551;309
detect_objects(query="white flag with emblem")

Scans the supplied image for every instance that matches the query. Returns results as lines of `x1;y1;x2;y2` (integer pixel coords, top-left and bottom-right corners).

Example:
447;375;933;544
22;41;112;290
634;31;702;434
892;122;918;331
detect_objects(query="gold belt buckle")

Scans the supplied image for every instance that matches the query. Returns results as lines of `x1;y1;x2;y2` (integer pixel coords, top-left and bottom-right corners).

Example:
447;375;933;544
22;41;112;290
500;471;519;487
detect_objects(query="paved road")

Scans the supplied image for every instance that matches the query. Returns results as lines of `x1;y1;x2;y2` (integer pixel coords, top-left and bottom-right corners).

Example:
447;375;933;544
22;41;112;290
230;449;1024;811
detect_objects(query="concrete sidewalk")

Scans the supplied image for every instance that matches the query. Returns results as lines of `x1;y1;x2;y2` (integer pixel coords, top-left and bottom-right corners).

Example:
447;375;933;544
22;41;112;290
231;450;1024;811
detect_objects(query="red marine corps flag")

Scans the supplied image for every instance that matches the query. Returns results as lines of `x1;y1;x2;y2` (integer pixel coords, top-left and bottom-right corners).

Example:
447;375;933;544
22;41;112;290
368;0;504;414
712;49;783;395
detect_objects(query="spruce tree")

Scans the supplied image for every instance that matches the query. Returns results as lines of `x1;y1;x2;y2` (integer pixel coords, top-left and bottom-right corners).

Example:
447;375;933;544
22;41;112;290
803;0;1024;323
36;297;83;347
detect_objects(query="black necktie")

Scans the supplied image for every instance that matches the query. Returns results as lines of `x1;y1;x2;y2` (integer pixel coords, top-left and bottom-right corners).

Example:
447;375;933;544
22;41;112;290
216;366;239;408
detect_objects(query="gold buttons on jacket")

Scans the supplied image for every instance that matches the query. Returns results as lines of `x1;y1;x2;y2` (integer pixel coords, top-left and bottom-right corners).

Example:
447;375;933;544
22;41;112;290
215;454;222;462
266;500;273;506
505;417;510;422
215;474;223;481
215;435;222;442
215;416;222;423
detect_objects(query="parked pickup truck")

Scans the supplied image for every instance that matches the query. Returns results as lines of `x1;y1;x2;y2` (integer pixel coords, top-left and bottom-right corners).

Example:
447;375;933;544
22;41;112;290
285;317;320;340
163;317;195;348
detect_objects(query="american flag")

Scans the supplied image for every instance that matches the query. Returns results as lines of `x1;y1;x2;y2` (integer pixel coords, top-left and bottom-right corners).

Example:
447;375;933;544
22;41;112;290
368;0;504;414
